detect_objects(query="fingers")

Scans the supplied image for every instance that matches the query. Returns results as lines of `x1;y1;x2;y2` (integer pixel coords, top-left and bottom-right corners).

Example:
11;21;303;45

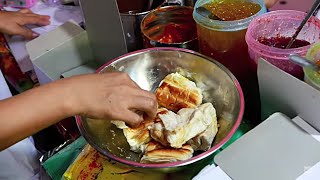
19;16;50;26
128;96;158;119
0;10;50;39
17;9;50;26
14;26;38;39
116;110;144;128
105;87;157;127
117;96;157;128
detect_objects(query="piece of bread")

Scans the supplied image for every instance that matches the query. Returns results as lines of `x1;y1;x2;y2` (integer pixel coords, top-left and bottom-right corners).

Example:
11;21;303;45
111;120;128;129
111;108;167;153
148;108;170;147
140;141;194;163
155;73;203;112
187;103;218;151
122;122;153;153
149;103;215;148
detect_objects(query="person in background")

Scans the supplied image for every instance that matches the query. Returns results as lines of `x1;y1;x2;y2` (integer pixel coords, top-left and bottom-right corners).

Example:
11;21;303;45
0;9;48;39
0;9;157;179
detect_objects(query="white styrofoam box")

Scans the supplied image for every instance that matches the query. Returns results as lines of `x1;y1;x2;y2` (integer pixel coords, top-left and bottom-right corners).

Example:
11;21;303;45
26;21;94;84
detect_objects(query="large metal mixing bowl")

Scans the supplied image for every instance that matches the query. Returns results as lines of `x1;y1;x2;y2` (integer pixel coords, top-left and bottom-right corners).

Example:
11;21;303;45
76;48;244;173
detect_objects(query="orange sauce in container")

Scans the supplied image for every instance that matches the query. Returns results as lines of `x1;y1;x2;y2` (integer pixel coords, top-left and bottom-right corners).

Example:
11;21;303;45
195;0;262;79
204;0;261;21
193;0;266;123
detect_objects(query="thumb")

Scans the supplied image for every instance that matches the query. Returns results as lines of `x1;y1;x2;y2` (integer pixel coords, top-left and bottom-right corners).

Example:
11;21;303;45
15;26;39;39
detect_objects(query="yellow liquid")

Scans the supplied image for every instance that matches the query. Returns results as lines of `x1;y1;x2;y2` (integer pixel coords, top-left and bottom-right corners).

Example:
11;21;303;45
204;0;261;21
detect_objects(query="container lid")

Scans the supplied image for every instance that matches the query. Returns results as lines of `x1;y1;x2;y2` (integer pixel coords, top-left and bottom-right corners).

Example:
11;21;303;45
193;0;267;31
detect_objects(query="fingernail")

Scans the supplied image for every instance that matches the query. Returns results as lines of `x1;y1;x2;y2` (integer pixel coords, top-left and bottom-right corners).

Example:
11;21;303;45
42;20;51;26
32;32;39;38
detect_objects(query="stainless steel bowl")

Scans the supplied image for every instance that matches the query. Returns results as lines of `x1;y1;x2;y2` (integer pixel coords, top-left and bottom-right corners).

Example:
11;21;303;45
76;48;244;173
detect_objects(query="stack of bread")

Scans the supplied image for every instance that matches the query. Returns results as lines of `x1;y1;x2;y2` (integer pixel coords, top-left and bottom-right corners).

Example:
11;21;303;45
112;72;219;163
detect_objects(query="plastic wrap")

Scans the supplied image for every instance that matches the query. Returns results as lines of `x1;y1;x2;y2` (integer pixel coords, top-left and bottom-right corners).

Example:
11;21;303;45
63;144;166;180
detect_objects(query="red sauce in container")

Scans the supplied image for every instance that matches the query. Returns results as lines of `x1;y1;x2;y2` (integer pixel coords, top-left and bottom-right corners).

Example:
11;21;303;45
258;36;311;49
154;23;197;44
141;6;198;50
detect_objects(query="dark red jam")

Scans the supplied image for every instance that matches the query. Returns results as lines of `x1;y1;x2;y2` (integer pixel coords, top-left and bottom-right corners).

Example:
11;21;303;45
258;36;311;49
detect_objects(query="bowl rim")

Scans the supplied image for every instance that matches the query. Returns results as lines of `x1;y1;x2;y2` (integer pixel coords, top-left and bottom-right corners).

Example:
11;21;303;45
76;47;245;168
140;6;198;45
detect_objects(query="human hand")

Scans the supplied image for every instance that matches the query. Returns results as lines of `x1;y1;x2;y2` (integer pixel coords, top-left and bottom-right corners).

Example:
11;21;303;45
0;9;50;39
64;73;158;127
264;0;279;9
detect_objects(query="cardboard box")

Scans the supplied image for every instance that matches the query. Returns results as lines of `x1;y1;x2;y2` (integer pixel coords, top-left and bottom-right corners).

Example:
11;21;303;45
26;21;95;84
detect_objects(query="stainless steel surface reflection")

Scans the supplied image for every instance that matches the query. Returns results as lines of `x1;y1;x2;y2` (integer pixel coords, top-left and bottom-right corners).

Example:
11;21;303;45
118;0;165;52
76;48;244;172
118;0;196;52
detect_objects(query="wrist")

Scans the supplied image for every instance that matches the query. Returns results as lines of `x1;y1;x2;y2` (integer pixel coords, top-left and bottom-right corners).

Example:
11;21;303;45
57;77;83;117
45;78;79;118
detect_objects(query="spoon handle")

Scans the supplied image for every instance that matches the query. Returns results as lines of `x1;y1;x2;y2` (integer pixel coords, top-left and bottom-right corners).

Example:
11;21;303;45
289;54;319;71
286;0;320;49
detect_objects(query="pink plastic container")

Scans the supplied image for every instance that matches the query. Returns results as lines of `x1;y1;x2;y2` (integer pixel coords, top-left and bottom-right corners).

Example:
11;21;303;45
246;10;320;79
0;0;36;8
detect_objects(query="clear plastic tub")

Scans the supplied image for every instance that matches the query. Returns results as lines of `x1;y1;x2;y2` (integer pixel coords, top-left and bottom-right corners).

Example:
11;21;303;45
193;0;266;80
305;42;320;91
246;10;320;79
193;0;267;123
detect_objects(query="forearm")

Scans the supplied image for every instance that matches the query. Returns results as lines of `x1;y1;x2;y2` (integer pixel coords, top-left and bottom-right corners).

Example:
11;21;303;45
0;79;75;150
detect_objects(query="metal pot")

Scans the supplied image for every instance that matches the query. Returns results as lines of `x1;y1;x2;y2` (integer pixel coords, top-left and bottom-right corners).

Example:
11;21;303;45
117;0;165;52
76;48;244;173
117;0;197;52
140;6;198;51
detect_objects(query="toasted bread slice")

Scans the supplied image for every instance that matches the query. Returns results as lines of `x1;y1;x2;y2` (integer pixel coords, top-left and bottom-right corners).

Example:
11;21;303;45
140;141;193;163
111;108;168;153
155;73;203;112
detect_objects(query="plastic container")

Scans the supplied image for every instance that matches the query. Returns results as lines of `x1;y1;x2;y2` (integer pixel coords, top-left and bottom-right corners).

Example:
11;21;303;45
193;0;266;80
246;10;320;79
193;0;266;123
305;42;320;91
141;6;198;51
